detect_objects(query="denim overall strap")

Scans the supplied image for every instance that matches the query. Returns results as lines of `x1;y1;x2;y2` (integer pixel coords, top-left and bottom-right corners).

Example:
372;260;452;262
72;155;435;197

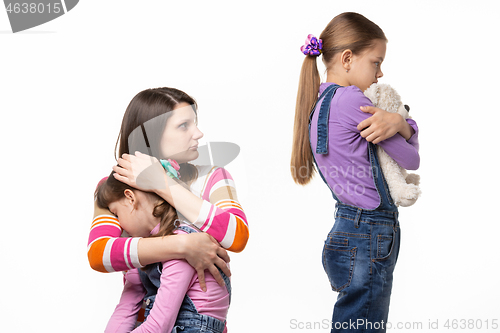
138;263;162;293
138;263;163;321
367;142;398;213
313;84;341;154
308;84;343;203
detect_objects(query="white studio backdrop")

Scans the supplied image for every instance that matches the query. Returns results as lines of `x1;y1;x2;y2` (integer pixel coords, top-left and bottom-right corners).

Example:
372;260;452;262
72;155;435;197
1;1;499;332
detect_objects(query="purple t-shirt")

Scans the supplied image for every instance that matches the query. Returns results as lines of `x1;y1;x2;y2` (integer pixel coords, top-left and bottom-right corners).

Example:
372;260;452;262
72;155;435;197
310;83;420;209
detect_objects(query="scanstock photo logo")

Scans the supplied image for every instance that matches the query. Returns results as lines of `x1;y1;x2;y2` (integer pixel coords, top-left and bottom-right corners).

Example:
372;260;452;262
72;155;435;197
3;0;78;33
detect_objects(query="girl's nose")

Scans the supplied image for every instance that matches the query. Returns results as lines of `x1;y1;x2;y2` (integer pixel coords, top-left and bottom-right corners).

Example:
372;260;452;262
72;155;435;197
193;125;204;140
377;68;384;79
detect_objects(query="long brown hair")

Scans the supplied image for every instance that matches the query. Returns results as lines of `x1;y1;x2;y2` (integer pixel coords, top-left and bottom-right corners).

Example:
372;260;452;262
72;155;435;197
116;87;199;185
291;12;387;185
95;172;178;238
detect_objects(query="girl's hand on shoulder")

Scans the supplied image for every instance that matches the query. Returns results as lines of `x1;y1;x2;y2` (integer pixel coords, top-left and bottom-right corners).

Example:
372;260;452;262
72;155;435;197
357;106;405;144
112;151;168;192
179;232;231;292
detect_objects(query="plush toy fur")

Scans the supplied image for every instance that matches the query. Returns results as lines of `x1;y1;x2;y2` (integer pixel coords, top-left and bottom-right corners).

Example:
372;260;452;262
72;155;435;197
364;83;421;207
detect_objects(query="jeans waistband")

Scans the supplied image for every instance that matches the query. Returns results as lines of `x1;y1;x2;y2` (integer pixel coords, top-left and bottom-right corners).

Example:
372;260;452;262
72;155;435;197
175;313;226;333
335;203;399;225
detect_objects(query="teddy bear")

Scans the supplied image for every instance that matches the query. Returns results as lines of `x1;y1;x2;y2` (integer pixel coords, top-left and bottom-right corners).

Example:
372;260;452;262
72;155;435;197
364;83;421;207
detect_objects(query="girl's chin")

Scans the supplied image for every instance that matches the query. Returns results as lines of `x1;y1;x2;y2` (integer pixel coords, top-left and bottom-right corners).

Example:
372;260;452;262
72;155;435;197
187;150;200;162
172;150;199;164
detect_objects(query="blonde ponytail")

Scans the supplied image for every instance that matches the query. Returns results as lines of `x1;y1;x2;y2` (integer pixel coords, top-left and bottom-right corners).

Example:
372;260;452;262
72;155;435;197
291;55;320;185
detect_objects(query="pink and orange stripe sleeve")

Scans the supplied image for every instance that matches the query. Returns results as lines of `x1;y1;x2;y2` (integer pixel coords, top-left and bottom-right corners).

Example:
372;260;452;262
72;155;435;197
194;167;249;252
87;203;142;273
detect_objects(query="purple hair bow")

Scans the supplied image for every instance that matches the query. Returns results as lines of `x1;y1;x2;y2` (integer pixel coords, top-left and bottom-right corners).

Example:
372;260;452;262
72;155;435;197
300;34;322;56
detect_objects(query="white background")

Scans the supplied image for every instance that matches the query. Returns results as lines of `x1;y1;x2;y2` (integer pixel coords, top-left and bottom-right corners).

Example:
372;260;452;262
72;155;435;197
1;1;499;332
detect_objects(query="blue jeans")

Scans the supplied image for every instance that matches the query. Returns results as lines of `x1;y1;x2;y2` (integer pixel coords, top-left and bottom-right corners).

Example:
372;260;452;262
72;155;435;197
310;84;400;333
323;204;400;332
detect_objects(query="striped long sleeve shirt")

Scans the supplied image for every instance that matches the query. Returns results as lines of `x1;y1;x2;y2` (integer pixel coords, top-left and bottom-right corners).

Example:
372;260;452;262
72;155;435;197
88;165;249;273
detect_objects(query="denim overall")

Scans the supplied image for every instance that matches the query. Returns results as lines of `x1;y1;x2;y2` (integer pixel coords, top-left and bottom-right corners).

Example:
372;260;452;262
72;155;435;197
310;84;400;333
138;225;231;333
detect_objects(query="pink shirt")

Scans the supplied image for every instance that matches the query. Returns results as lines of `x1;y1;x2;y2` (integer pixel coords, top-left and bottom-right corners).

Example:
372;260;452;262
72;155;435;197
105;228;230;333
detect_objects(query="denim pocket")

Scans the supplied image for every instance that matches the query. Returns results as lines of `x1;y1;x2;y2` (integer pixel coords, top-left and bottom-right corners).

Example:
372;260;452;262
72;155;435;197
322;235;357;292
375;234;394;261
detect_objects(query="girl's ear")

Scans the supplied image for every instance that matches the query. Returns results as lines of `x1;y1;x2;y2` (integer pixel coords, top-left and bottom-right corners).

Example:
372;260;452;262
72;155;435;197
341;49;353;70
124;189;136;207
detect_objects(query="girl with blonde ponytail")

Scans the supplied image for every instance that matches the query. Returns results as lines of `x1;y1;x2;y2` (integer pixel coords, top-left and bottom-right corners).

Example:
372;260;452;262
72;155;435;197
291;12;420;333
